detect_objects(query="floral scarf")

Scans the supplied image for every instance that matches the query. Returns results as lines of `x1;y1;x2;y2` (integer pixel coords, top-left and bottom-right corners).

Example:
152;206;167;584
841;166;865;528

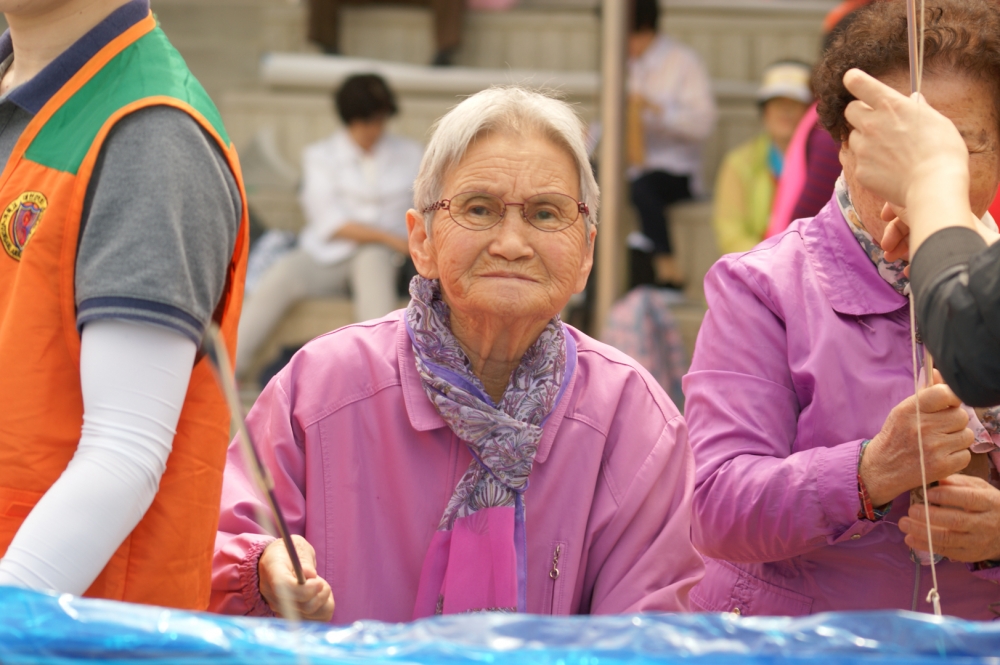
837;176;1000;463
405;276;574;617
835;175;911;296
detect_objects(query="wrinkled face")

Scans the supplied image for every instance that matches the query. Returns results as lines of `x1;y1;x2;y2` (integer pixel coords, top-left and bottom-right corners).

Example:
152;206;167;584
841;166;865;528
407;131;595;324
841;69;1000;244
762;96;810;150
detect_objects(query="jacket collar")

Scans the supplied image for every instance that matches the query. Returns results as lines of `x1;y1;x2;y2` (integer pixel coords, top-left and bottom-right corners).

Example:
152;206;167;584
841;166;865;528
395;314;577;464
801;194;908;316
0;0;149;115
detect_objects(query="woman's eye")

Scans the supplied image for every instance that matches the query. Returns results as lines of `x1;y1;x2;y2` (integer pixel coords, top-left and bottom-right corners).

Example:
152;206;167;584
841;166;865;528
533;209;557;221
467;205;493;217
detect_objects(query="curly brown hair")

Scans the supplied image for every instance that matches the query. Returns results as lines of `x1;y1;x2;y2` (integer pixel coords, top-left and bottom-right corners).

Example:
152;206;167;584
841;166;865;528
814;0;1000;142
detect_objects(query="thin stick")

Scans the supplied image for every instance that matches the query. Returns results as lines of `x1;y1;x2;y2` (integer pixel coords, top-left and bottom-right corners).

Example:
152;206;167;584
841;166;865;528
202;324;307;587
906;0;942;617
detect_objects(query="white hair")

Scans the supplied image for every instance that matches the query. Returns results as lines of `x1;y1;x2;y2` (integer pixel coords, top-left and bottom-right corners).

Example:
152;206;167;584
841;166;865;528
414;85;600;232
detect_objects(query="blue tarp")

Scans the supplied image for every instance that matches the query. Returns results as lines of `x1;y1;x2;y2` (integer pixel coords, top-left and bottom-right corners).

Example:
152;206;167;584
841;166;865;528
1;586;999;664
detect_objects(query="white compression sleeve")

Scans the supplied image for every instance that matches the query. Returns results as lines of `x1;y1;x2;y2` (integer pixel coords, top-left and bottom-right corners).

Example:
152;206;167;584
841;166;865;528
0;319;197;594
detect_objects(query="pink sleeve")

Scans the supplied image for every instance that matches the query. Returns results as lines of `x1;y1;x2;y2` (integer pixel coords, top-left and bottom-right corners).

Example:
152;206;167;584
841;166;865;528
210;376;307;616
586;414;705;614
684;259;878;564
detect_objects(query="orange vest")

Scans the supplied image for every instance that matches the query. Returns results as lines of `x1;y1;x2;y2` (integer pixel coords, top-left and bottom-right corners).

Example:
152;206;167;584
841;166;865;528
0;14;248;610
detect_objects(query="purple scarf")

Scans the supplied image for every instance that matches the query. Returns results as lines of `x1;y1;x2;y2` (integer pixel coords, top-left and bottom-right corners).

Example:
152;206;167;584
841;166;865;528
405;276;573;616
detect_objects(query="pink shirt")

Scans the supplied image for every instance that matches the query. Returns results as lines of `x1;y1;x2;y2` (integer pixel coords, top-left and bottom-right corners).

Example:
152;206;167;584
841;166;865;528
211;312;703;622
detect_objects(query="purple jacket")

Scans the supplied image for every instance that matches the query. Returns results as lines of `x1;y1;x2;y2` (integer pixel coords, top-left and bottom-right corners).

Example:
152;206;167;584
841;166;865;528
684;196;1000;619
211;312;703;622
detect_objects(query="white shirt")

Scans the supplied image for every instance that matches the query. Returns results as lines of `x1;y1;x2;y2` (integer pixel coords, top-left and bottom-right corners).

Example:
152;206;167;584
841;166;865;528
298;130;423;265
627;35;717;188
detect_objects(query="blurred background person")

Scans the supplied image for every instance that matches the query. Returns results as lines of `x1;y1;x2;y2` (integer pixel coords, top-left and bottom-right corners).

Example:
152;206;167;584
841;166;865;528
307;0;464;65
712;60;811;255
236;74;422;378
625;0;716;289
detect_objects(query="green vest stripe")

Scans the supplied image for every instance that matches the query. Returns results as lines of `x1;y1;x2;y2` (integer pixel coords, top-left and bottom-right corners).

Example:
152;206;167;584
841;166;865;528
25;24;229;175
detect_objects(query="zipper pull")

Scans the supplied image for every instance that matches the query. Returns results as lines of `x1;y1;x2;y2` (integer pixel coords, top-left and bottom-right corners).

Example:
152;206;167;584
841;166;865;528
549;544;561;580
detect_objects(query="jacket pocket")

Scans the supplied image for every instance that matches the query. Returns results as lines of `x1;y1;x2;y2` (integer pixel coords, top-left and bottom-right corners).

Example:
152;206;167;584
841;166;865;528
542;541;567;615
690;558;813;616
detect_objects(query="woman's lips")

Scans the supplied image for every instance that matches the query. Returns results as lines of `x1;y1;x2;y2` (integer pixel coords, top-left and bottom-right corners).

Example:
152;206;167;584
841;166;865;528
479;272;536;282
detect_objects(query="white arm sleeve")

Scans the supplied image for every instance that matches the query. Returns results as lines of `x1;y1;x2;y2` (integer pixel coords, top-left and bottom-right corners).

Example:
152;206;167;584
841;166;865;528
0;319;196;594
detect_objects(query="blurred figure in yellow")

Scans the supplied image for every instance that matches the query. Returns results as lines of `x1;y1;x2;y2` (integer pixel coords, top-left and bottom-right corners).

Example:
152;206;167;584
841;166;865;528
712;61;812;255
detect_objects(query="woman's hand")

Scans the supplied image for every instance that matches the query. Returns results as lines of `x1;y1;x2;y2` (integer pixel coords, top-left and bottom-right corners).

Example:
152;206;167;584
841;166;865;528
900;474;1000;563
880;202;997;265
880;202;911;264
860;377;974;507
258;535;335;622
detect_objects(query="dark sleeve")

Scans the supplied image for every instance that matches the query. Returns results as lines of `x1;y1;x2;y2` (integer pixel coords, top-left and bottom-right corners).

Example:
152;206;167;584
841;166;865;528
911;226;1000;406
790;125;841;222
74;105;242;344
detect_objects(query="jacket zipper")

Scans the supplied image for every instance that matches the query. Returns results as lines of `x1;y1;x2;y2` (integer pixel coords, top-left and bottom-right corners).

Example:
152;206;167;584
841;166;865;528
548;544;562;613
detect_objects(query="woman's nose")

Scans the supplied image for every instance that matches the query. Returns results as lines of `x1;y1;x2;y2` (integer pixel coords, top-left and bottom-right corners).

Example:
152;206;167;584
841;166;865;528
488;208;534;260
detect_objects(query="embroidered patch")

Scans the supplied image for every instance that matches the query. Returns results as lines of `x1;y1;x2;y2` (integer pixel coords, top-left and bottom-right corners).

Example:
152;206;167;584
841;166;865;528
0;191;48;261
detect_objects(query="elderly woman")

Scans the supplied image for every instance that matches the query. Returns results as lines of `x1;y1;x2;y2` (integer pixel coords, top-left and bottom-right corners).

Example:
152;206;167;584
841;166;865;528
211;86;703;622
684;0;1000;619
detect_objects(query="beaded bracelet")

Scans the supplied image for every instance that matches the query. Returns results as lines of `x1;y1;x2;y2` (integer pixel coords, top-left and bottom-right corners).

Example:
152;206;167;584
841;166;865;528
857;439;892;522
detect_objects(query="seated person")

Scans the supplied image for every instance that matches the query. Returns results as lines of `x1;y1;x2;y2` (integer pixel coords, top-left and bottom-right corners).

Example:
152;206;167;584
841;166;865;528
713;61;811;254
212;86;704;623
625;0;716;288
235;74;422;378
684;0;1000;619
307;0;464;66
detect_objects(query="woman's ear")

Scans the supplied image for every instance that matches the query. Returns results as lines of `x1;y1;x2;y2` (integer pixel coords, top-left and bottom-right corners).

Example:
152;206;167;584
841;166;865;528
838;139;852;170
407;209;439;279
574;226;597;293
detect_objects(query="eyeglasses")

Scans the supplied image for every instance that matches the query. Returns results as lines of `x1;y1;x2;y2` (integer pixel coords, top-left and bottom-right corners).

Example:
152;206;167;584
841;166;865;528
423;191;589;233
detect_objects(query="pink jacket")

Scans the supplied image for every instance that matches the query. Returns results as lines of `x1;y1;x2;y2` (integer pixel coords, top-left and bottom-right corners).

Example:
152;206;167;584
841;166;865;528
211;312;703;622
684;197;1000;619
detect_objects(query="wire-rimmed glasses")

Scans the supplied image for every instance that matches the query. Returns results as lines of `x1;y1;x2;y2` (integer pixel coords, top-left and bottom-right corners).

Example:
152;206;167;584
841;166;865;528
423;191;589;233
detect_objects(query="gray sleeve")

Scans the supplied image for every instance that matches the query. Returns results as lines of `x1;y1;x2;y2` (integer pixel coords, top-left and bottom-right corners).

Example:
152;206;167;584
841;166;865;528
75;105;242;343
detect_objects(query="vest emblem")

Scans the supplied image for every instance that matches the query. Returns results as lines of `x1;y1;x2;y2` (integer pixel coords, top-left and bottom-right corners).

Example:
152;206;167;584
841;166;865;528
1;191;48;261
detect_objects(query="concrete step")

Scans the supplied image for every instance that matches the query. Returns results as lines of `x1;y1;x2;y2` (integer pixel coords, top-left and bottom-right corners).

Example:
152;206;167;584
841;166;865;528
329;0;833;79
151;0;307;106
149;0;834;106
340;5;599;71
220;72;759;220
244;296;409;385
669;301;707;363
670;200;719;304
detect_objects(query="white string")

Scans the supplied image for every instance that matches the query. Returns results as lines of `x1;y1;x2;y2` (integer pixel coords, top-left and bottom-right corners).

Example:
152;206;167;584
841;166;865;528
908;300;942;615
907;0;942;617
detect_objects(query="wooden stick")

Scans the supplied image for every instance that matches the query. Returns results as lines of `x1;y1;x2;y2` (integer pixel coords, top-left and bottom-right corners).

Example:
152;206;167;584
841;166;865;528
202;324;306;587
